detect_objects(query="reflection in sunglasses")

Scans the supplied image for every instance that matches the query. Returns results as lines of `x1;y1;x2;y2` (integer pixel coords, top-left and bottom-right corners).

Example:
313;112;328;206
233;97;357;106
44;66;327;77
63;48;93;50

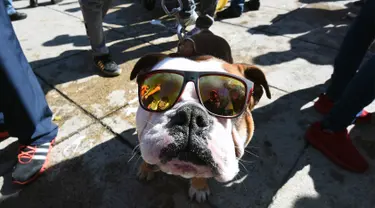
199;75;246;116
140;72;184;111
139;72;249;117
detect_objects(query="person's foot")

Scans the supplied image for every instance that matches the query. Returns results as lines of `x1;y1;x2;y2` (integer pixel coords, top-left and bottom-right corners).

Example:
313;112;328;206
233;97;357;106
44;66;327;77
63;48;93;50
245;0;260;11
305;122;368;172
0;131;9;140
9;12;27;21
93;54;121;77
314;93;371;124
29;0;38;7
12;140;55;185
215;6;243;20
51;0;63;4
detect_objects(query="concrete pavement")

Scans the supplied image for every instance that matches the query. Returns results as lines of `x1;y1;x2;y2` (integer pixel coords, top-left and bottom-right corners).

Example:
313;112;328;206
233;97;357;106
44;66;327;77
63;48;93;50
1;0;375;207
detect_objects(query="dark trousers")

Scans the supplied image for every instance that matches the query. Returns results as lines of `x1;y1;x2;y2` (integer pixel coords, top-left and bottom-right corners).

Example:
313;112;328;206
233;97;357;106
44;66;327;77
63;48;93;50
0;2;58;145
322;0;375;131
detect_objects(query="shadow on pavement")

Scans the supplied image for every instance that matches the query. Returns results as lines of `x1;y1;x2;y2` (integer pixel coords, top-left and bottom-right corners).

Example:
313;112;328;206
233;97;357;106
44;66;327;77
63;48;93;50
250;5;354;66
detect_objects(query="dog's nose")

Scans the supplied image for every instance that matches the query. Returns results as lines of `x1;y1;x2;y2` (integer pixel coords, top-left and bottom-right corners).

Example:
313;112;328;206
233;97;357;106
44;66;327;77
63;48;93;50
169;104;210;130
160;104;212;165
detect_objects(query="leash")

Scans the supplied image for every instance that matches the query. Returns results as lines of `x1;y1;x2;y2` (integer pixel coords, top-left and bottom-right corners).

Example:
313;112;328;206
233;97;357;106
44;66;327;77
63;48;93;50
150;0;189;42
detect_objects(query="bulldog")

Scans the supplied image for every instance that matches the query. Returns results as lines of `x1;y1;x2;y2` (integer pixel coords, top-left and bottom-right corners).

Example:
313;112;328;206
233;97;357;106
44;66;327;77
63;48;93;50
130;30;271;203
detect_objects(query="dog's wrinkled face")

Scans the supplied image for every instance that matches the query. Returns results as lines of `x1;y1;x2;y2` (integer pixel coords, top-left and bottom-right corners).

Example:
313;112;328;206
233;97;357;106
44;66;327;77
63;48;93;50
131;54;271;182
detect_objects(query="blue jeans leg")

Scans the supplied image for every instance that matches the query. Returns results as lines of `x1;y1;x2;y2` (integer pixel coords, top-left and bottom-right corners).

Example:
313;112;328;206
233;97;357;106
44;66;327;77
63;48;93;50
0;113;5;132
0;3;58;145
230;0;244;12
4;0;16;15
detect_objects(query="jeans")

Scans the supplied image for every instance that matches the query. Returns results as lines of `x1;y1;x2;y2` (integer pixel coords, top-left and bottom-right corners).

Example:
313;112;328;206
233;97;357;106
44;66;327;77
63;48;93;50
322;0;375;131
78;0;112;56
4;0;16;15
230;0;245;12
0;2;58;145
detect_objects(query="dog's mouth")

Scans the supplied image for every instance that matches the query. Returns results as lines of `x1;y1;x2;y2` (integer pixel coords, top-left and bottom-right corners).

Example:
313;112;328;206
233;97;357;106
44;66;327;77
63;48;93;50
159;159;214;179
176;151;208;166
158;150;218;178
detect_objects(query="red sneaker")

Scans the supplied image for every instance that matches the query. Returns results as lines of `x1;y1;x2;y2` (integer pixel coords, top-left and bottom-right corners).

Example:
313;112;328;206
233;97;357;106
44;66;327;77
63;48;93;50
0;131;9;140
305;122;368;173
314;94;371;124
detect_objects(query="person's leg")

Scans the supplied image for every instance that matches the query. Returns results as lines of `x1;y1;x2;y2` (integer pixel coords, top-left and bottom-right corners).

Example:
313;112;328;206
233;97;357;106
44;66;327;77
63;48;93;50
78;0;121;76
314;0;375;122
305;0;375;173
326;0;375;101
306;54;375;173
179;0;198;26
4;0;27;21
322;55;375;132
188;0;217;34
0;113;9;140
4;0;16;15
216;0;244;19
0;3;58;184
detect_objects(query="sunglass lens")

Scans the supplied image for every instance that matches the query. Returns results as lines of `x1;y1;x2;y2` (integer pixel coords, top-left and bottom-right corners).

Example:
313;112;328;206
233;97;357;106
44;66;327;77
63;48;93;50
199;75;247;116
139;72;184;111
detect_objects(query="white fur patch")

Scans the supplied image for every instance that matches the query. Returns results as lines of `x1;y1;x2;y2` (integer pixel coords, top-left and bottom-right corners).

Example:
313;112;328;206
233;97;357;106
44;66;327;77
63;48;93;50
151;57;226;73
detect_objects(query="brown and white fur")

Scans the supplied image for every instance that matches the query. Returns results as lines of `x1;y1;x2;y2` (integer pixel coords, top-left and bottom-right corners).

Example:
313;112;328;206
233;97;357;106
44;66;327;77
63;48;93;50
130;30;271;203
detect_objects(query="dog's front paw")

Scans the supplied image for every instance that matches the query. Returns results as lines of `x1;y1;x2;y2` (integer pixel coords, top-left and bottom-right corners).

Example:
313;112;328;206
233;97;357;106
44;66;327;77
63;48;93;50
137;169;155;181
189;178;211;203
137;161;158;181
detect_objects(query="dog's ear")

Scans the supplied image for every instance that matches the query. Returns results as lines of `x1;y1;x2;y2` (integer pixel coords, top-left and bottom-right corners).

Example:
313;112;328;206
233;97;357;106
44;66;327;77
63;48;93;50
234;63;271;109
130;53;169;80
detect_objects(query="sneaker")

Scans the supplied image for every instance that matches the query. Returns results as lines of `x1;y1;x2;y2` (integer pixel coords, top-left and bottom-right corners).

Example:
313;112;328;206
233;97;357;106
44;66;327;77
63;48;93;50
12;140;55;185
314;93;371;124
94;54;121;77
9;12;27;21
215;6;243;20
51;0;63;4
0;131;9;140
245;0;260;11
305;122;368;172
